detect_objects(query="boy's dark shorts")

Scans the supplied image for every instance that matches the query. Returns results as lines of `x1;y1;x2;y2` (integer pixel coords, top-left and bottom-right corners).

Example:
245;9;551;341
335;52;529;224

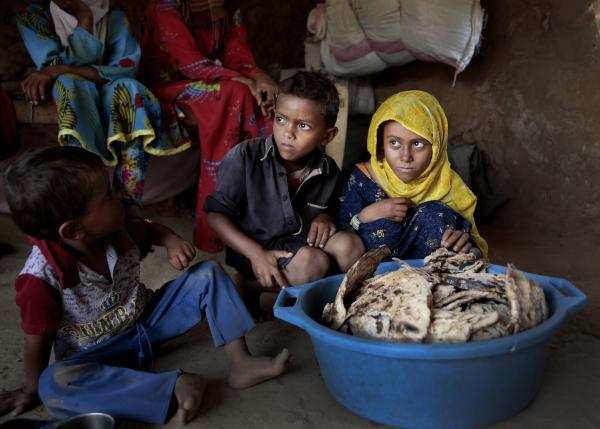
226;235;308;281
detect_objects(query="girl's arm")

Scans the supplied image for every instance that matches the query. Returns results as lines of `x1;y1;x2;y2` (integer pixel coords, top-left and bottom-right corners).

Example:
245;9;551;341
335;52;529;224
339;170;368;224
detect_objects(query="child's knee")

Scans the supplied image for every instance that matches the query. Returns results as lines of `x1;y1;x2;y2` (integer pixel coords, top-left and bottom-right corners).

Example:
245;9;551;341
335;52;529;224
415;201;464;226
187;260;222;278
328;231;365;270
416;200;449;214
289;247;330;283
38;361;93;404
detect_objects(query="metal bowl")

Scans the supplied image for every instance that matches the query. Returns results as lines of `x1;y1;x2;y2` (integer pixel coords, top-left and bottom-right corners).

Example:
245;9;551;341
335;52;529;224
51;413;114;429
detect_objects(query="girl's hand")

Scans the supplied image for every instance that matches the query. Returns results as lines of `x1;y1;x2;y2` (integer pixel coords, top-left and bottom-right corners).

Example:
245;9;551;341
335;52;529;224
164;235;197;270
307;213;336;248
250;249;293;289
441;228;472;253
0;387;40;418
360;198;411;223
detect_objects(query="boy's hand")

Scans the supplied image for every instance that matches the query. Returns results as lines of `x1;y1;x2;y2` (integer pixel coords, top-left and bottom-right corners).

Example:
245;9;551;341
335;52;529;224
0;388;40;417
164;235;197;270
307;213;336;248
361;198;411;223
250;249;293;289
441;228;472;254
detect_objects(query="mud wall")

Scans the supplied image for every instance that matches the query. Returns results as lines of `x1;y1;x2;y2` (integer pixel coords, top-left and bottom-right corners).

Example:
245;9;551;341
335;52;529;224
373;0;600;229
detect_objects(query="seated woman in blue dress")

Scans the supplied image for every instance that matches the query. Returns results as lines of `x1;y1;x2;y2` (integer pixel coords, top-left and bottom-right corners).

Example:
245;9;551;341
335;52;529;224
339;90;488;259
16;0;190;211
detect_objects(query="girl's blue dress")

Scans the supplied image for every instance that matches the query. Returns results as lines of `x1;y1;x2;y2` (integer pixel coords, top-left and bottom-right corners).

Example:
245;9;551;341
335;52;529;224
339;167;475;259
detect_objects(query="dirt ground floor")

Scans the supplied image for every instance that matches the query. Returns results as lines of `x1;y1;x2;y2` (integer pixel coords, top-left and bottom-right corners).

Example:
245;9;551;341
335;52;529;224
0;206;598;429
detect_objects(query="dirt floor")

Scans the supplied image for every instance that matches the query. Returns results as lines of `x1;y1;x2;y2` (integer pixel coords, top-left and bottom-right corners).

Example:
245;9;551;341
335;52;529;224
0;204;598;429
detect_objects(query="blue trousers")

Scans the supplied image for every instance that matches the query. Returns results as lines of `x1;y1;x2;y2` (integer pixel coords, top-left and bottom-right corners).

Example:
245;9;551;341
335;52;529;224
38;261;255;424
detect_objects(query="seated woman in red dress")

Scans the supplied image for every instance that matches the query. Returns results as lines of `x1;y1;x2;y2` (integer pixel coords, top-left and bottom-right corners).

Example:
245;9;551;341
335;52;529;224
140;0;277;252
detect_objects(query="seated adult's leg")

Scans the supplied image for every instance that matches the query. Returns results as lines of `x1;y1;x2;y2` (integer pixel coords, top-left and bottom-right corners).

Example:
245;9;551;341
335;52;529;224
52;74;107;159
323;230;366;271
181;79;271;252
101;78;176;207
283;245;330;285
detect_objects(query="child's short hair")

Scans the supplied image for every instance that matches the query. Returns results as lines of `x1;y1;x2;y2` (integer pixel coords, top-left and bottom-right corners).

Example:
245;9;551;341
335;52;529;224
4;146;106;239
278;71;340;128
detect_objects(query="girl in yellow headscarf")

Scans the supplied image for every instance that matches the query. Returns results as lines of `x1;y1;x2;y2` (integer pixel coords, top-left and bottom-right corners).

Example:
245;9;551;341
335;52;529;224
339;90;488;259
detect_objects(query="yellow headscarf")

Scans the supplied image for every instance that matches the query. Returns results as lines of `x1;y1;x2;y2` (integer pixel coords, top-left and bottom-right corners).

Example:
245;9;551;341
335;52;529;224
367;90;488;257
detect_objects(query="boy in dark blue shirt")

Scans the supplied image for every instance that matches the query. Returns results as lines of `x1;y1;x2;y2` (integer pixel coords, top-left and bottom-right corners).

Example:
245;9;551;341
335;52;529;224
205;72;364;293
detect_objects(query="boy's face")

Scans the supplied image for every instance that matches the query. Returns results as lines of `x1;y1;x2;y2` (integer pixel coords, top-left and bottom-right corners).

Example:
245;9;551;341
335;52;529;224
79;173;126;240
273;94;337;171
382;121;432;183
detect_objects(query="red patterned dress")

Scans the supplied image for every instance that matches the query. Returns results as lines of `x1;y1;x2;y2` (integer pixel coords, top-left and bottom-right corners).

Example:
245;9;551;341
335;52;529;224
140;0;272;252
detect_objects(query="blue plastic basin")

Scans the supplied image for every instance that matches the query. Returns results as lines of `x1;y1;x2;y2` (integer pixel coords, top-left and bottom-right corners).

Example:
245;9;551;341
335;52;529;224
274;260;587;429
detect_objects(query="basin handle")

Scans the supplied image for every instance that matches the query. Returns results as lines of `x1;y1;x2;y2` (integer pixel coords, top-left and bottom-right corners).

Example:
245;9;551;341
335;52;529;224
273;286;310;329
545;277;587;316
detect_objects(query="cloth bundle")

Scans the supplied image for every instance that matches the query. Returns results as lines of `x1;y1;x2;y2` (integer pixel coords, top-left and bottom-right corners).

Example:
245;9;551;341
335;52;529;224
307;0;485;77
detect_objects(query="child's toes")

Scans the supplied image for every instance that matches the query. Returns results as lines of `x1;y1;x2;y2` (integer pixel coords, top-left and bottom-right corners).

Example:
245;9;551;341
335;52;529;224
273;348;292;371
174;373;206;425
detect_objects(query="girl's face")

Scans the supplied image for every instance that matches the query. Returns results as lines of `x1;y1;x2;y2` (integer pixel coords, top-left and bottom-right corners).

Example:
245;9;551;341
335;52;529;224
381;121;432;183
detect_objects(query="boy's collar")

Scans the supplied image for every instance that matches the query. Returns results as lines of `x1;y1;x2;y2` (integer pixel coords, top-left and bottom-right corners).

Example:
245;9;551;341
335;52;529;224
262;135;331;174
29;232;134;289
29;237;81;289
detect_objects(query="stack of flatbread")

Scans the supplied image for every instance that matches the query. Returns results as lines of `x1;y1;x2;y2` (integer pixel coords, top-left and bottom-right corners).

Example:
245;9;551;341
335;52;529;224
322;247;547;343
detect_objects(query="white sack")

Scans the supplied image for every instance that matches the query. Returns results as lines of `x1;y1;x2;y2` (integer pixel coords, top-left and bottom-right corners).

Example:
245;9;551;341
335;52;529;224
309;0;484;77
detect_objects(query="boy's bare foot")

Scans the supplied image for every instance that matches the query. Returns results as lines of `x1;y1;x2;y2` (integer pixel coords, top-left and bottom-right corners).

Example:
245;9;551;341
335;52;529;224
174;372;206;425
227;348;292;389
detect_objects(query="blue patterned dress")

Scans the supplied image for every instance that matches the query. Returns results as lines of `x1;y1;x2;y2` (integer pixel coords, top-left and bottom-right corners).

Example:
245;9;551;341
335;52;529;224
339;167;476;259
16;4;190;205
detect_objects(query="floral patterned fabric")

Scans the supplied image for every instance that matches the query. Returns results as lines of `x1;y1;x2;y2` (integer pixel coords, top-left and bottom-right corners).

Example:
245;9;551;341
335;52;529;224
339;166;475;259
16;4;189;205
364;90;488;257
140;0;271;252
